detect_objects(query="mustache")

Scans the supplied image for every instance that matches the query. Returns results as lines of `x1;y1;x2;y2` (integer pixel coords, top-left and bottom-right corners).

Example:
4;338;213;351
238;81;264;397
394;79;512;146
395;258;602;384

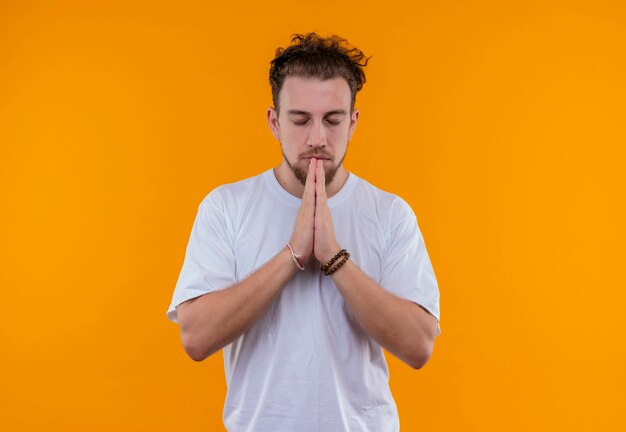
300;151;333;159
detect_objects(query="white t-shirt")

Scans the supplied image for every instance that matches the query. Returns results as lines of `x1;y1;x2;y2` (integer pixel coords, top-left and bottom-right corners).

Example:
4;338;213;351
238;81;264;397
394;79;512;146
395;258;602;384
166;168;441;432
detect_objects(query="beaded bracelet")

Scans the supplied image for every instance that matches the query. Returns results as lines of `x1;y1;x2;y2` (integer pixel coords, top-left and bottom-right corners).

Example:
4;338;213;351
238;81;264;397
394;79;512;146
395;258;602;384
320;249;347;272
324;252;350;276
320;249;349;273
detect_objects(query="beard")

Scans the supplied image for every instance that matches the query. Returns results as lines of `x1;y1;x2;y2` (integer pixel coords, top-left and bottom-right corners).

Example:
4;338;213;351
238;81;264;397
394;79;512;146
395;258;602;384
281;145;347;187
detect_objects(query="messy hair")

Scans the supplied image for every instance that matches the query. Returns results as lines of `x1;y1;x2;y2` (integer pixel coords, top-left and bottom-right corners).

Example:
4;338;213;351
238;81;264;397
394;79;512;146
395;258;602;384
269;33;371;113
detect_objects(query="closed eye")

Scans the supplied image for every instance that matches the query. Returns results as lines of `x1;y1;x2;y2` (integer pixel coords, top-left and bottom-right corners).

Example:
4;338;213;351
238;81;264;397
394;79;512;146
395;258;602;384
291;118;341;126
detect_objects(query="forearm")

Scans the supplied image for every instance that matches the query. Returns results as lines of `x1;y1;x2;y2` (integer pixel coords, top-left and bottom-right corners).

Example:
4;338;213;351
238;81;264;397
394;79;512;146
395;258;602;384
330;259;438;369
178;246;299;361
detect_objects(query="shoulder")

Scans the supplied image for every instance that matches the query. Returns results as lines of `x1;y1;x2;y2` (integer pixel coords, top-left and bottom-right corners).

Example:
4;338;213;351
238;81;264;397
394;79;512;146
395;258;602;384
194;170;269;238
350;173;417;224
199;170;267;211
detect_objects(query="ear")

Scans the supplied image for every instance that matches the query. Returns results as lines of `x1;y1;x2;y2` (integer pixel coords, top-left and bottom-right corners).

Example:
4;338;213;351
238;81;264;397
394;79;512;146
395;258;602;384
348;108;359;140
267;107;280;140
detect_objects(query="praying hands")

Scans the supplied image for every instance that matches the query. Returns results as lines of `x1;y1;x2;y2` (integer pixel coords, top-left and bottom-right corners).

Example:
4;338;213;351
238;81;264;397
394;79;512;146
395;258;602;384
288;158;342;266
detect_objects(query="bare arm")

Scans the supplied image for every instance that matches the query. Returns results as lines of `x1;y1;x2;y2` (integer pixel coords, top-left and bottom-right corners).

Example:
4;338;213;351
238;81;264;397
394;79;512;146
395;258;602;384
330;259;440;369
178;246;298;361
177;160;318;362
312;160;439;369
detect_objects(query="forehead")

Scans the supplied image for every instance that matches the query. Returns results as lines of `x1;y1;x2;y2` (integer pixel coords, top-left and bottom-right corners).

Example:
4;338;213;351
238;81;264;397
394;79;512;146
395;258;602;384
279;76;351;114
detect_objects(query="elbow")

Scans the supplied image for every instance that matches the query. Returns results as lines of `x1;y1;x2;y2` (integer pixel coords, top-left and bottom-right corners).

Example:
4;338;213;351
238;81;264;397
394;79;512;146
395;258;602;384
185;346;208;363
181;330;204;362
177;298;217;362
408;315;440;369
408;341;434;370
181;329;215;362
409;354;430;369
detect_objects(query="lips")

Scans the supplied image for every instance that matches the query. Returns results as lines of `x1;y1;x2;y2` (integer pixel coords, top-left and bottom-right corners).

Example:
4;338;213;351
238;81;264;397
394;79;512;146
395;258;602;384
303;155;330;160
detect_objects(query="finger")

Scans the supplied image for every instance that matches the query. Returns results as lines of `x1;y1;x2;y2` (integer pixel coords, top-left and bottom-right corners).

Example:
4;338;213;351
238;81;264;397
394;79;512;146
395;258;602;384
315;159;327;206
303;158;317;208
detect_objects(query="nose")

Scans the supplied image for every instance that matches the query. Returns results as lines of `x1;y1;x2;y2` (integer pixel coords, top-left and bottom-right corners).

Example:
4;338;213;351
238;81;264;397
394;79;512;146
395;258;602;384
306;120;327;148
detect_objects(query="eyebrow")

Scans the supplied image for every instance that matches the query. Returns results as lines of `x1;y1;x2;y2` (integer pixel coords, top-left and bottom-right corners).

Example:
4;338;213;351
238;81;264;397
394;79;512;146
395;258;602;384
286;109;348;116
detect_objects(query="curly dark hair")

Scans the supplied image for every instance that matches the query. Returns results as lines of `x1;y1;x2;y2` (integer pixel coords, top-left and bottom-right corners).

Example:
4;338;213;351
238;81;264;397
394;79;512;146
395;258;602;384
269;33;371;113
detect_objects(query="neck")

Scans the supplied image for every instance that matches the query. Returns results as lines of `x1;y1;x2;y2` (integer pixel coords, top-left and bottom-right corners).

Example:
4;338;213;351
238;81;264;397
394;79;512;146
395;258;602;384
273;161;349;199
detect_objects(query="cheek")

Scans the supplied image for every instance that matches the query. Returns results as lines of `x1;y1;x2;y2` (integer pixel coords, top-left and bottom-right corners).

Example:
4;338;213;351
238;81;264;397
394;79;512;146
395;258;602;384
329;126;350;142
282;128;309;148
279;129;305;152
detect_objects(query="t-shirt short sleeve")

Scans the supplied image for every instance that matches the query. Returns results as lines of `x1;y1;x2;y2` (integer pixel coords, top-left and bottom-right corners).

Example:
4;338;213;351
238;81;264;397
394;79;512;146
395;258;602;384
166;190;237;324
379;197;441;333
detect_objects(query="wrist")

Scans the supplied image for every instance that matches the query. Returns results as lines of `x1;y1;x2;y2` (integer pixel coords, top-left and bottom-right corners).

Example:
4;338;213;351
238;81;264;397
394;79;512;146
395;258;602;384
275;246;297;273
320;248;350;276
286;243;306;271
328;254;352;278
320;245;342;264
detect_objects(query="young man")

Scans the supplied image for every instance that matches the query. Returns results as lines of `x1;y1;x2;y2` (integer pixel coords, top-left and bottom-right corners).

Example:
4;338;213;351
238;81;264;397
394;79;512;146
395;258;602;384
166;33;441;431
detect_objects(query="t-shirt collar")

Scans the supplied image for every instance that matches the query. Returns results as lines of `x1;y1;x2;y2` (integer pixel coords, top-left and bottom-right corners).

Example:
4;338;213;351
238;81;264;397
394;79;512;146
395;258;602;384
263;167;358;209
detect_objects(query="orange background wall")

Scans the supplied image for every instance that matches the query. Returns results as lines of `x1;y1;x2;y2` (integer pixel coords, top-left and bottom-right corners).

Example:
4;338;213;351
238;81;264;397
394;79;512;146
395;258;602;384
1;0;624;430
